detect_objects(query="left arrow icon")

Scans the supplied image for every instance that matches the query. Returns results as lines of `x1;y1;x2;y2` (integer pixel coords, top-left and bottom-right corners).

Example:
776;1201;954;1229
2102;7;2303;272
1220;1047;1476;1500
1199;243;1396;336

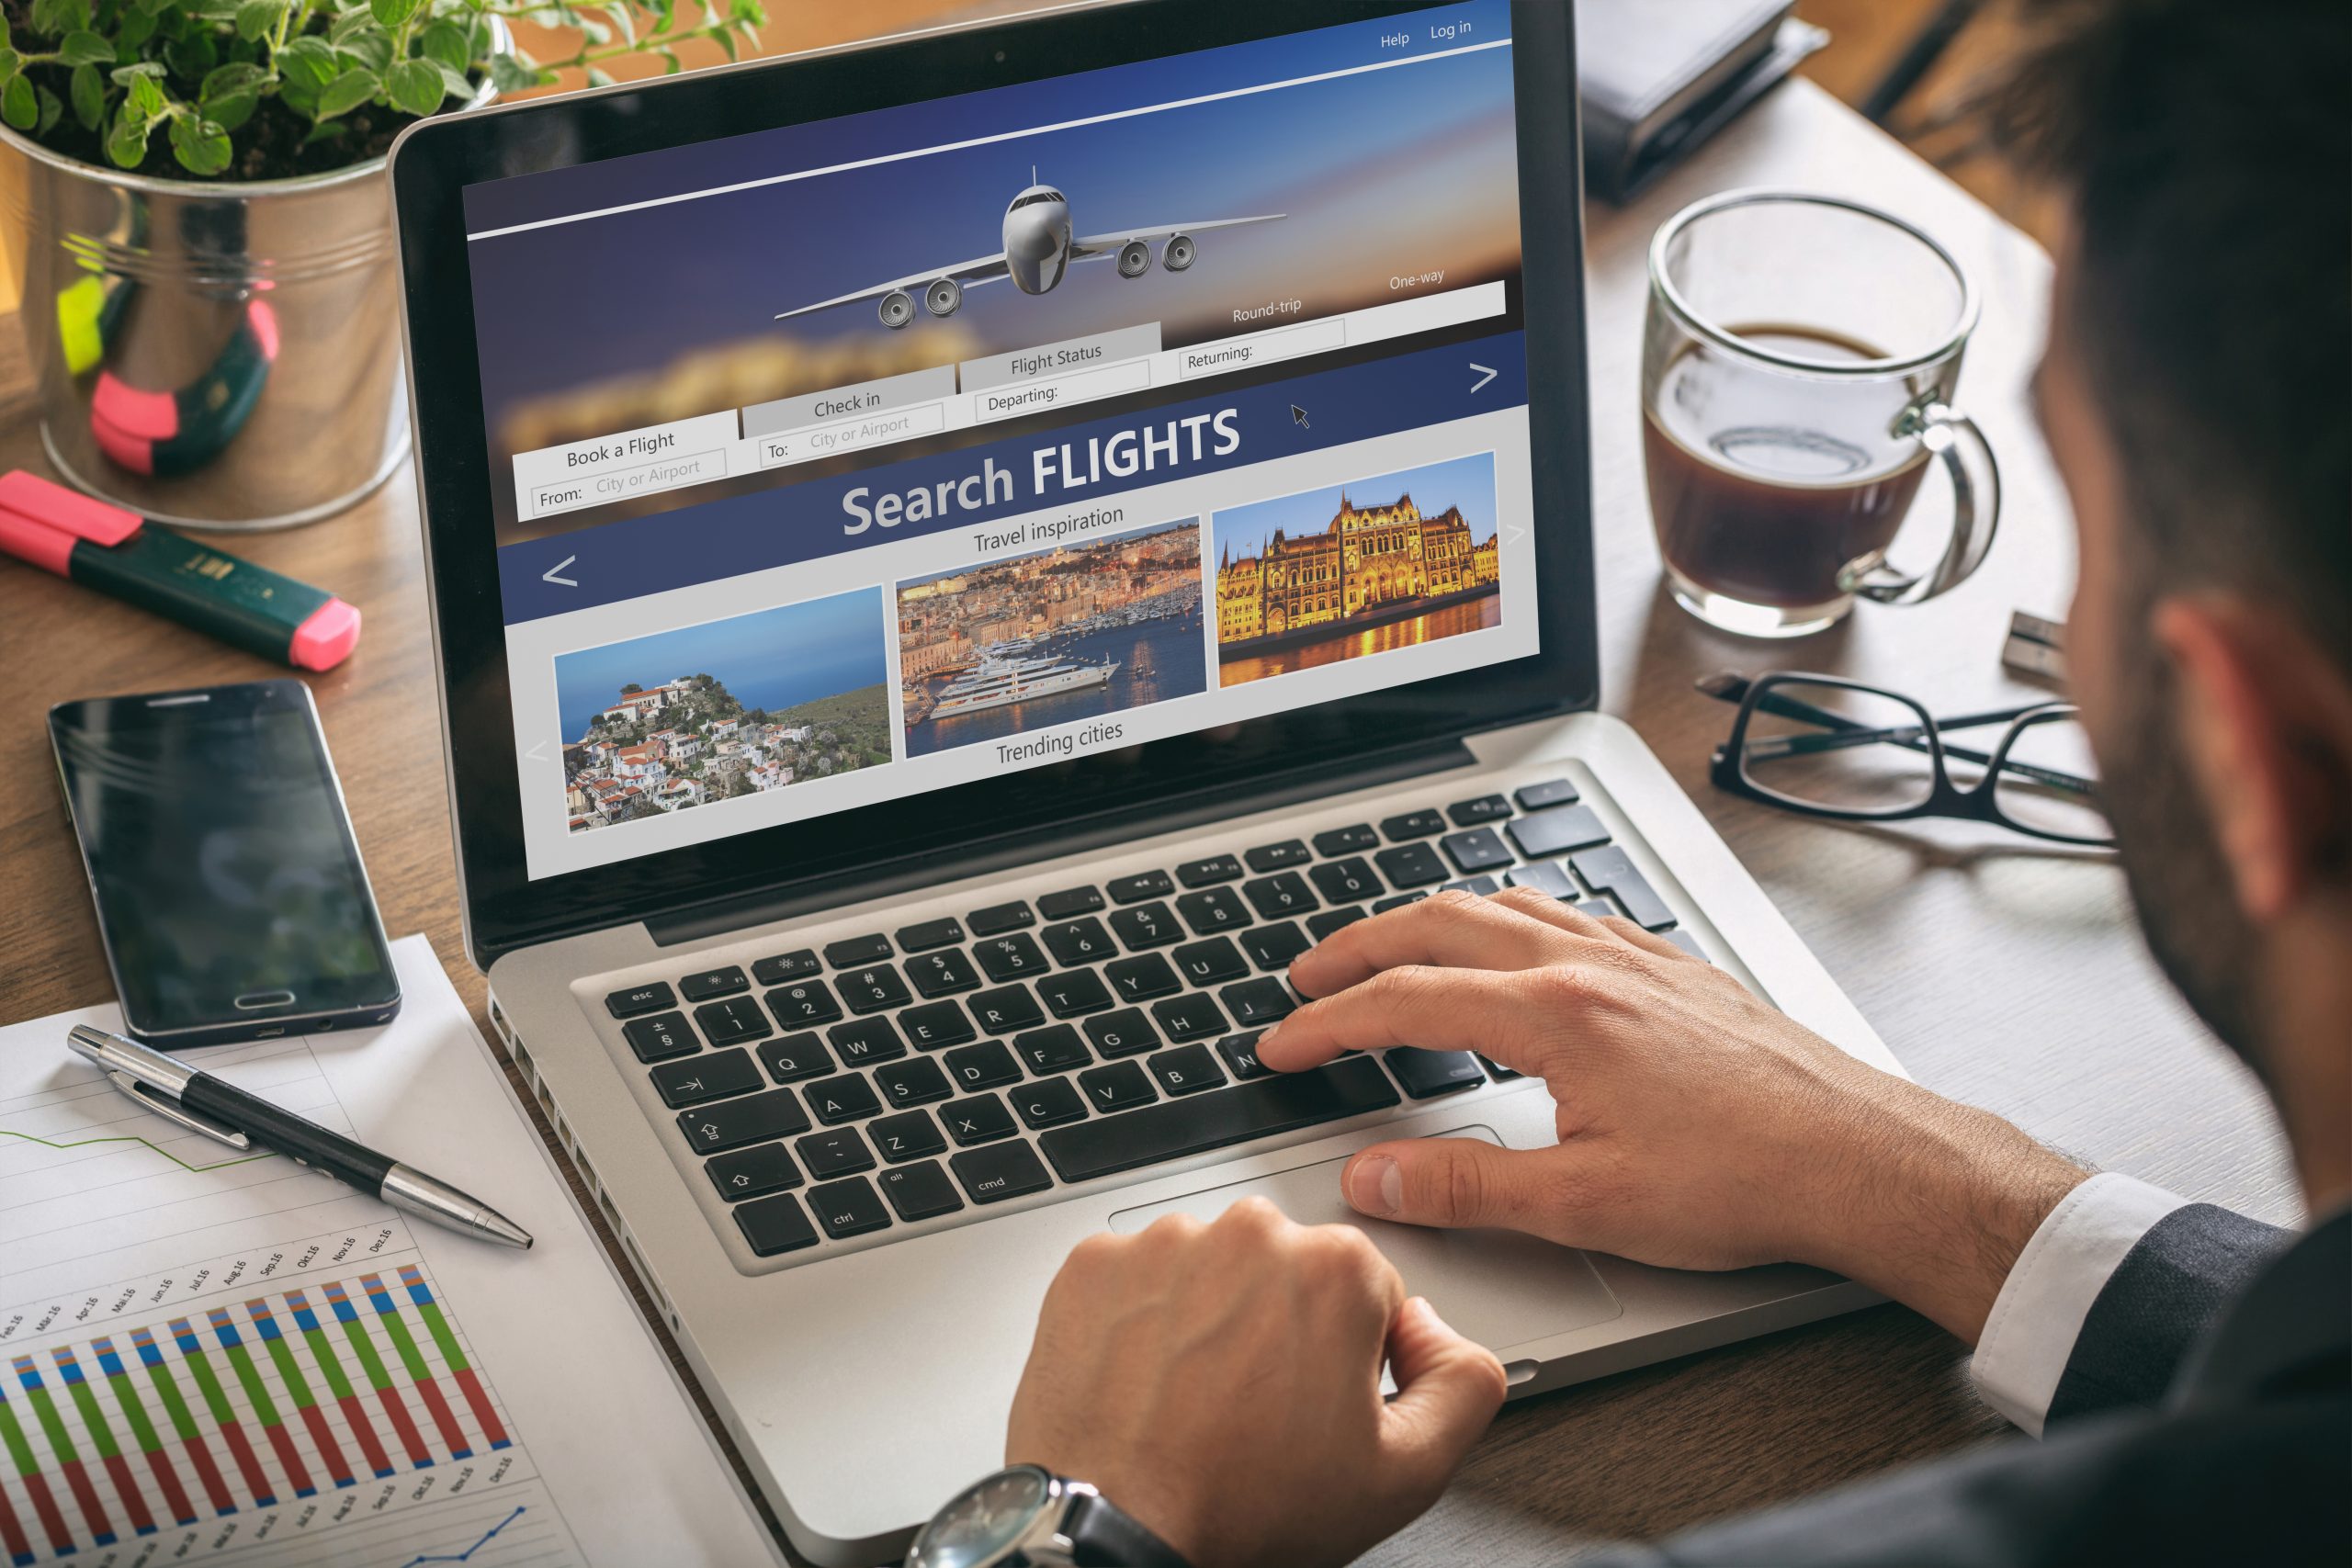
526;741;549;761
543;555;579;587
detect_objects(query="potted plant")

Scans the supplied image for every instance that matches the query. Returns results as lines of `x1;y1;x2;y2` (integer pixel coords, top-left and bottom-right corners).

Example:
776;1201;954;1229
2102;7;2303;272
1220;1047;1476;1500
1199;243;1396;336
0;0;763;527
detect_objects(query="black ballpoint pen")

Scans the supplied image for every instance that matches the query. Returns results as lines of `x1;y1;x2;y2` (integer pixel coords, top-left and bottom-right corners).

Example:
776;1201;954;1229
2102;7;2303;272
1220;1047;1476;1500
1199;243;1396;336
66;1024;533;1250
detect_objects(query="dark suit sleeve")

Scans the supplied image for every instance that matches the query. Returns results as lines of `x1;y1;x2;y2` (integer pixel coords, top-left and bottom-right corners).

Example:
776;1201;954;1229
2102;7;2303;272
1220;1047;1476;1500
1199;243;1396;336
1575;1393;2347;1568
2042;1202;2289;1423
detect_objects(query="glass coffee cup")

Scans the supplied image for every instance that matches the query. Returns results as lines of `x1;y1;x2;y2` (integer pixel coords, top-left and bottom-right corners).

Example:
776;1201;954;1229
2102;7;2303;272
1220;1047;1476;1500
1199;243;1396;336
1643;190;2000;637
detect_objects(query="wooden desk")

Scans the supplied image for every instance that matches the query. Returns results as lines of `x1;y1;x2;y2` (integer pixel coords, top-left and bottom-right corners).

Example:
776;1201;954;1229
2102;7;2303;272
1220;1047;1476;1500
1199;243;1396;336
0;76;2299;1565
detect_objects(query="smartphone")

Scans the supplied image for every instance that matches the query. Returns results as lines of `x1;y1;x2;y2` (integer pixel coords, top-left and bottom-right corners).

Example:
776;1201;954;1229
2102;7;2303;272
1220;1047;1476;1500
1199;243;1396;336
49;680;401;1047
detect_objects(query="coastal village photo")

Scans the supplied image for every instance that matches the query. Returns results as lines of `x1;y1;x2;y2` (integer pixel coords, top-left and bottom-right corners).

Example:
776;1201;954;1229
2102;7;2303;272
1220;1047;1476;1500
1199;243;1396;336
1213;453;1501;687
896;520;1206;756
554;588;894;833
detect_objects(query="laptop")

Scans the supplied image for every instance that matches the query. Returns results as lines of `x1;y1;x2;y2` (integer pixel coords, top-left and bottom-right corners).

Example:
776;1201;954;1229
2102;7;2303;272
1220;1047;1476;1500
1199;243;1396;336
389;2;1903;1561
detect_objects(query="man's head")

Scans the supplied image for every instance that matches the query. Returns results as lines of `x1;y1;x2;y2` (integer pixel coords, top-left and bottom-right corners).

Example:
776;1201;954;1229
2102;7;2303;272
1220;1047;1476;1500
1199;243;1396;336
1987;1;2350;1111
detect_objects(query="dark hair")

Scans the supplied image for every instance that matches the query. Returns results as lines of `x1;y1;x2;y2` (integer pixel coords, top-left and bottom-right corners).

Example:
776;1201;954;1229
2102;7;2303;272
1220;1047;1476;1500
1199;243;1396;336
1983;0;2350;670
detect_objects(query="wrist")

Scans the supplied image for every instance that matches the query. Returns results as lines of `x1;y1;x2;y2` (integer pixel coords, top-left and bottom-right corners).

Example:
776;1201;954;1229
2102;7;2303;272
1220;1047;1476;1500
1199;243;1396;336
1808;1089;2089;1343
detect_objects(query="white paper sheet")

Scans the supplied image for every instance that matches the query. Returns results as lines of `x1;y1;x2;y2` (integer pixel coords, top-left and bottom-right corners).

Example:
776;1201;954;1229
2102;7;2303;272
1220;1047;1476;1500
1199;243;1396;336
0;935;782;1568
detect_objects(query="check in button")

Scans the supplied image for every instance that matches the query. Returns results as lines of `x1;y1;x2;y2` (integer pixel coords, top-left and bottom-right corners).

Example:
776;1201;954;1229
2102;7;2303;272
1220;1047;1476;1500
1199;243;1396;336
530;447;726;516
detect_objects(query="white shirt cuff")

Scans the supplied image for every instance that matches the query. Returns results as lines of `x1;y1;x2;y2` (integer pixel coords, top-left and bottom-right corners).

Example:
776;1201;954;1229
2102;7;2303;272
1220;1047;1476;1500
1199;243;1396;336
1969;1171;2189;1436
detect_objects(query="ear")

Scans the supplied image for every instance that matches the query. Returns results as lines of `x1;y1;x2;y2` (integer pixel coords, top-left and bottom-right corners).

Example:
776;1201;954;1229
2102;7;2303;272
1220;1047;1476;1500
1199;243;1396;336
2151;596;2352;920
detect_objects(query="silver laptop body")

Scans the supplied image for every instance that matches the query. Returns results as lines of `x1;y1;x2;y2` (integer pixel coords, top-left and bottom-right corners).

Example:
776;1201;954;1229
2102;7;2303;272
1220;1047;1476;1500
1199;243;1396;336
390;5;1904;1562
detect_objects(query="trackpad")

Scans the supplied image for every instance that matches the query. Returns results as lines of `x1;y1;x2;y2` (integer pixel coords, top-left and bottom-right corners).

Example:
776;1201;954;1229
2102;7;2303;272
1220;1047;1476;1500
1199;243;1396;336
1109;1126;1622;1354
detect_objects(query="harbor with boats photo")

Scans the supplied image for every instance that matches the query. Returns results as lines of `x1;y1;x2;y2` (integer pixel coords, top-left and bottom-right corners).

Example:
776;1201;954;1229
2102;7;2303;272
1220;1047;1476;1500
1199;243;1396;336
897;521;1206;755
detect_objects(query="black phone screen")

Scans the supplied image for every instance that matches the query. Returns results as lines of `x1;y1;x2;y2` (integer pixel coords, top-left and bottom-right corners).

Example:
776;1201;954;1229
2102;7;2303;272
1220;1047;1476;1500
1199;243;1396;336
49;681;400;1043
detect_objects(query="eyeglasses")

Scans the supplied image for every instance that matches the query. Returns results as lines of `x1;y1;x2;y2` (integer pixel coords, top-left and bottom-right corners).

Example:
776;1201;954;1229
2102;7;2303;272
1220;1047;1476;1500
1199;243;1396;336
1702;671;2115;847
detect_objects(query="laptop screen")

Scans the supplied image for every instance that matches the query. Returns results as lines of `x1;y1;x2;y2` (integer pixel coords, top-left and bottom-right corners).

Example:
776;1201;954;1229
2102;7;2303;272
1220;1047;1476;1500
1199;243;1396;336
454;0;1537;885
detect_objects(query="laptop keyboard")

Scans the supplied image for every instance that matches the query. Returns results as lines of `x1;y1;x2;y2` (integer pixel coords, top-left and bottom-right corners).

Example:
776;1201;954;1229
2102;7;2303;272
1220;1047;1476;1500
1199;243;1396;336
595;775;1705;1267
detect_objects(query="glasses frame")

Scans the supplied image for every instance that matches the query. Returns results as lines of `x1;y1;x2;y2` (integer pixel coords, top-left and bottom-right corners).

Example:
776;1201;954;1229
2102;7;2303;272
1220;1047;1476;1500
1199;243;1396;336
1708;672;2115;847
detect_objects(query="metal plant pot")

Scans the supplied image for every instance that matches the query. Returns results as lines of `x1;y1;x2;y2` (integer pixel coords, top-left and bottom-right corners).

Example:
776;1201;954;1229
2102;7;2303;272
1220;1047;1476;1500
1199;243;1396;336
0;33;504;531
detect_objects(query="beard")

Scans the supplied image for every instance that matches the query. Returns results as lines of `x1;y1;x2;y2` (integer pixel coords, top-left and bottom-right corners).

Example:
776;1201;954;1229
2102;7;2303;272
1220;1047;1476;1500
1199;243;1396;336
2096;605;2271;1082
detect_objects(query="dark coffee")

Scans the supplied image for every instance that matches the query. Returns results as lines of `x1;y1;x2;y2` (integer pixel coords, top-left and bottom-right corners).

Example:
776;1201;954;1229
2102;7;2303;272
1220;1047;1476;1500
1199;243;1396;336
1644;325;1929;610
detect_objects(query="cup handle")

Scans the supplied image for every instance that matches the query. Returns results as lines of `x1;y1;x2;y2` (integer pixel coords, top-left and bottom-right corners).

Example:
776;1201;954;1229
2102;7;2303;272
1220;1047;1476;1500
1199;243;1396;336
1839;399;2002;605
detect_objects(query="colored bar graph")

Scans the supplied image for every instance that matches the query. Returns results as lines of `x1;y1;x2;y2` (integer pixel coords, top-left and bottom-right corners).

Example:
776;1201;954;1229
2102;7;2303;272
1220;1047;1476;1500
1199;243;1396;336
168;1318;277;1508
323;1281;435;1469
398;1265;512;1450
0;1472;30;1567
130;1325;235;1517
50;1348;155;1537
90;1337;198;1528
205;1308;316;1498
0;1379;73;1560
360;1274;473;1459
9;1356;114;1547
287;1289;397;1479
246;1298;356;1488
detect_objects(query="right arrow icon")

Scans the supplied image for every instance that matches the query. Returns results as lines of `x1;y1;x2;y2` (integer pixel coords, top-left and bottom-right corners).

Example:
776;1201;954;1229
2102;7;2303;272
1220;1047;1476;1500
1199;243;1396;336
1468;363;1497;393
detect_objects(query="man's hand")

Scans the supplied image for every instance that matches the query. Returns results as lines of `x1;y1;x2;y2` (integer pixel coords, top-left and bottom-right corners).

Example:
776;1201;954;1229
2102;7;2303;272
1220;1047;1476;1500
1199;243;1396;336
1259;888;2088;1343
1006;1197;1505;1568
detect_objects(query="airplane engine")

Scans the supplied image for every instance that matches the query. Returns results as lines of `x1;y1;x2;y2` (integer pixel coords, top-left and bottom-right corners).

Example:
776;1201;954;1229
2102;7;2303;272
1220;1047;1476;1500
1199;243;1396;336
877;289;915;329
1162;233;1196;272
1116;240;1150;277
924;277;962;317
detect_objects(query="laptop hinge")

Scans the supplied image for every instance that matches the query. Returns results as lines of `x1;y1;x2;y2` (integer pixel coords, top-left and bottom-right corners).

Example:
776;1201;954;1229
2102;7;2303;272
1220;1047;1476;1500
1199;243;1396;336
643;734;1478;949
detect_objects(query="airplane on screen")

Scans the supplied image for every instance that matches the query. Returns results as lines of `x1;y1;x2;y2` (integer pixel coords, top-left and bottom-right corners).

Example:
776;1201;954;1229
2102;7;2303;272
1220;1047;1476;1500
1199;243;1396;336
774;174;1285;329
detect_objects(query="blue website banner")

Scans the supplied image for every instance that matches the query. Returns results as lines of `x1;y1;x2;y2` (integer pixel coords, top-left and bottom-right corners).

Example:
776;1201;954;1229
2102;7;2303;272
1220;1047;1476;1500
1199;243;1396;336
460;0;1511;237
494;330;1528;625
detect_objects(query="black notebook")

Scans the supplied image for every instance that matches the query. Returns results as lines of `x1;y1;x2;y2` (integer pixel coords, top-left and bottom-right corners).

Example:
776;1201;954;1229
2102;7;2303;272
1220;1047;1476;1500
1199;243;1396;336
1577;0;1828;201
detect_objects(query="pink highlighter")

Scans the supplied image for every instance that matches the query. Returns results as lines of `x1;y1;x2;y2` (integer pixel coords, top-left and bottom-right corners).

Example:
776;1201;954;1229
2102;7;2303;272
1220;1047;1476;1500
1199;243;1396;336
0;469;359;671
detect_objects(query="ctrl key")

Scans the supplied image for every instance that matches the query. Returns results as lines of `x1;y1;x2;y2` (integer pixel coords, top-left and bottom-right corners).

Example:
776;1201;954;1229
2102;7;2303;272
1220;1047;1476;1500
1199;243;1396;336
734;1191;819;1257
949;1141;1054;1205
808;1176;894;1240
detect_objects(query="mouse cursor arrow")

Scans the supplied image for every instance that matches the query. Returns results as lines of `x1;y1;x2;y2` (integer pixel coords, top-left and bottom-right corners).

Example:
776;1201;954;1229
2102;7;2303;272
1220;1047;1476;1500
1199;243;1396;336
1290;405;1310;430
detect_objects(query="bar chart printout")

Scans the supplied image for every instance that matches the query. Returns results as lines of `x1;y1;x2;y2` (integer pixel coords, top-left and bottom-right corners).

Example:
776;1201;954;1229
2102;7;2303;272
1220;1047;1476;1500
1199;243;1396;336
0;1228;586;1568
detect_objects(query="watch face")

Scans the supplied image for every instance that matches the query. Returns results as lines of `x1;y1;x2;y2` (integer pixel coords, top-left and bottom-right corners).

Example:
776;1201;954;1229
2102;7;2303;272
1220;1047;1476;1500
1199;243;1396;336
912;1466;1053;1568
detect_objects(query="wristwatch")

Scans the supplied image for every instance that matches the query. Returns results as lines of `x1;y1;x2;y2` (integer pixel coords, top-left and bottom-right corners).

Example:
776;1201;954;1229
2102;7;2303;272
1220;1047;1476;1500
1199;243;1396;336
906;1464;1193;1568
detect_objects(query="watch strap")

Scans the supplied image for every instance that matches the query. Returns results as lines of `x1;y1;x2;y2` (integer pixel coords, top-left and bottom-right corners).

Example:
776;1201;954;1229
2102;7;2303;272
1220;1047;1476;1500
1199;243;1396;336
1060;1489;1193;1568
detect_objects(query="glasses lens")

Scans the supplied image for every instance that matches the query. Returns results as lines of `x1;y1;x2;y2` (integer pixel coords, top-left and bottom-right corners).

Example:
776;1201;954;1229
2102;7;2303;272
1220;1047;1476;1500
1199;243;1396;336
1738;680;1938;814
1993;708;2112;842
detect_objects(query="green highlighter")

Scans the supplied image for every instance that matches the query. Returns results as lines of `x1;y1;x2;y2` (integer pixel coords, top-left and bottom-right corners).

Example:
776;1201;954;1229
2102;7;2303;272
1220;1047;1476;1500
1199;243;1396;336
0;469;360;671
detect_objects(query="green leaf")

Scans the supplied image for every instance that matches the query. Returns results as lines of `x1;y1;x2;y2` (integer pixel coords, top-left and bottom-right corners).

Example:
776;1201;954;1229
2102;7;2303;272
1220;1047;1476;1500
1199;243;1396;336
603;3;631;44
201;60;267;96
650;0;673;32
367;0;421;28
334;26;390;71
106;104;150;165
486;49;533;93
583;63;610;86
168;110;232;174
70;61;103;129
0;49;19;89
58;30;116;65
29;0;75;36
419;17;468;70
314;62;377;117
207;88;256;128
4;73;39;131
301;117;345;143
711;25;735;60
129;71;164;116
109;60;165;83
277;33;336;86
234;0;282;40
431;58;472;98
382;55;439;114
729;0;762;25
117;8;158;49
574;15;608;44
164;31;218;78
656;45;678;73
35;83;62;135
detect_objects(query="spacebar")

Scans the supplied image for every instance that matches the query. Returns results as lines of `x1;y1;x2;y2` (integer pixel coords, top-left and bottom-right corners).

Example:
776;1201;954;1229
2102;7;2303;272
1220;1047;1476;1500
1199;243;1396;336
1039;1057;1401;1182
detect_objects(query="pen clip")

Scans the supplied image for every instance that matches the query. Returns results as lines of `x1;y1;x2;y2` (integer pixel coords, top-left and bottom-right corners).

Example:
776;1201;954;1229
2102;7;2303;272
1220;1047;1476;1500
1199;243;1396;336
106;1070;253;1150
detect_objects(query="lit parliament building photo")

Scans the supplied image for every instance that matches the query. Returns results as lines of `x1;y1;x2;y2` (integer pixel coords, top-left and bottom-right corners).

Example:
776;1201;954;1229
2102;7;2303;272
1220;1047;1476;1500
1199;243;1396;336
1213;464;1501;686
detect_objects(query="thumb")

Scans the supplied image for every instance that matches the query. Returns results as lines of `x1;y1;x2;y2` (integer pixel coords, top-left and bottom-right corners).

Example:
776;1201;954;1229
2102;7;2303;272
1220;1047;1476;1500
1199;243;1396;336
1379;1297;1506;1495
1342;1135;1562;1233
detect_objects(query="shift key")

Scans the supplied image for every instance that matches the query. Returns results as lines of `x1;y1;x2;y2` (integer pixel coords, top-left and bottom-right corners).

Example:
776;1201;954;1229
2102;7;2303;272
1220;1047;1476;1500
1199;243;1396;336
1038;1057;1398;1182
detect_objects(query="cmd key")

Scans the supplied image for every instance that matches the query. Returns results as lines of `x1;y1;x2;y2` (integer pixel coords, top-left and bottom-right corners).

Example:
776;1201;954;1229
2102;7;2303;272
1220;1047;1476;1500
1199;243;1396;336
949;1140;1054;1203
